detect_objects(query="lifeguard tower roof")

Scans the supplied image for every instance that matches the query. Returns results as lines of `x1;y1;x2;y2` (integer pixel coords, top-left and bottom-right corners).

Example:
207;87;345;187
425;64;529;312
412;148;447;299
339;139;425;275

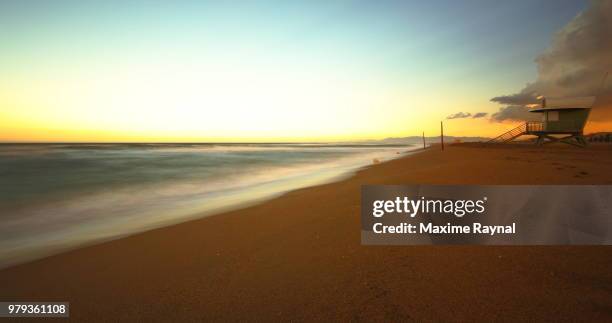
529;96;596;112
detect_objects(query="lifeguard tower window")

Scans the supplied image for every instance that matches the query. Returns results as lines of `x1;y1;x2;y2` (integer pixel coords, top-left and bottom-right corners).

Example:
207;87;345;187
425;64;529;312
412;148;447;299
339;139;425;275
546;111;559;121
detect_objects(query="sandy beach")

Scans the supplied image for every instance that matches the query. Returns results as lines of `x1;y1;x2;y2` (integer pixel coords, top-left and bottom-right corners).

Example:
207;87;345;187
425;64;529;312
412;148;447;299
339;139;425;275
1;143;612;322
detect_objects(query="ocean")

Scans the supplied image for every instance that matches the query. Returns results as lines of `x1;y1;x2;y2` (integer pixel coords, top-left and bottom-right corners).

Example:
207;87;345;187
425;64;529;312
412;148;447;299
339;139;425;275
0;143;417;268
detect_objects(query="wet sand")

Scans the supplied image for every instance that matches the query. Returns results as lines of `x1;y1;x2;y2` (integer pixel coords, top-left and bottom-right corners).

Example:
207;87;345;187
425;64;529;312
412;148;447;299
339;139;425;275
1;143;612;321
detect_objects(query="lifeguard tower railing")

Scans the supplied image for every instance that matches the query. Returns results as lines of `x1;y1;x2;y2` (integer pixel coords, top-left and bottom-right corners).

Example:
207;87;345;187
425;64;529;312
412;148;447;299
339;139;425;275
525;121;544;133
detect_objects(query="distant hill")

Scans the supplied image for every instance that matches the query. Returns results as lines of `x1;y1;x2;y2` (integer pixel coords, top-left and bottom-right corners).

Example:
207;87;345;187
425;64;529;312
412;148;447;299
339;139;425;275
361;136;490;145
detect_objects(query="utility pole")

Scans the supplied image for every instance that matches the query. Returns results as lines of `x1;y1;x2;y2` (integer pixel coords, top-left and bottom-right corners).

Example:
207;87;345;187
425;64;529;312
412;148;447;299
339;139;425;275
422;131;426;149
440;121;444;151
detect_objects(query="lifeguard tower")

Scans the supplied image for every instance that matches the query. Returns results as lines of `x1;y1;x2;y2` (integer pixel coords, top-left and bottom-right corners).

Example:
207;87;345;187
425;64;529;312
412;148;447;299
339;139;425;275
488;96;595;147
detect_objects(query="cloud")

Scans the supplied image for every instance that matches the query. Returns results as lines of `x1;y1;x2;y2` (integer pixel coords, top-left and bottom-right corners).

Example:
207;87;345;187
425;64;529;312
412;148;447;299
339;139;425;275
446;112;471;119
490;0;612;121
490;92;539;106
447;112;488;119
490;105;541;122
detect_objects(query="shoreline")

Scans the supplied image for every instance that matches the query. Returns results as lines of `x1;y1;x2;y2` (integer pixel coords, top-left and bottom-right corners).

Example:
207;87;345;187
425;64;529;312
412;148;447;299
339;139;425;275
1;143;612;321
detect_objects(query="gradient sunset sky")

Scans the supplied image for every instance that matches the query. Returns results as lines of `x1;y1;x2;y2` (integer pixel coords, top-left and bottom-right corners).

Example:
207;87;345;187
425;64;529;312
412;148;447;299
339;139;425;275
0;0;588;142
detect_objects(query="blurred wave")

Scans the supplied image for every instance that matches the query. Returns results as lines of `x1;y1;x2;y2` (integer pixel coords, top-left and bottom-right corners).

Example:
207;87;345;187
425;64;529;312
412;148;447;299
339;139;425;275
0;143;416;268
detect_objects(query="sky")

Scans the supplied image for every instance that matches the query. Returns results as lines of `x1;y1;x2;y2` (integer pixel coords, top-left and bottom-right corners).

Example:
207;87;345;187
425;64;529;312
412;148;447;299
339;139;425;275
0;0;589;142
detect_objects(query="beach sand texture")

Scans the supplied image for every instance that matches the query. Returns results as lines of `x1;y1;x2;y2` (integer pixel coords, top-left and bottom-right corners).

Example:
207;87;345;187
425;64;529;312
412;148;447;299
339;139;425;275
1;143;612;322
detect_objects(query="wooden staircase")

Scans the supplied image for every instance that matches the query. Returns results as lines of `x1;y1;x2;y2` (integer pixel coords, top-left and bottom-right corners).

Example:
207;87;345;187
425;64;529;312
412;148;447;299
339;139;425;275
488;123;527;143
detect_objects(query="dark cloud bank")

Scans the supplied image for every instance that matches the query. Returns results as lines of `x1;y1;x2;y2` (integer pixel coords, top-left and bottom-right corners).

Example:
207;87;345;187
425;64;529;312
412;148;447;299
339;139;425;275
491;0;612;122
